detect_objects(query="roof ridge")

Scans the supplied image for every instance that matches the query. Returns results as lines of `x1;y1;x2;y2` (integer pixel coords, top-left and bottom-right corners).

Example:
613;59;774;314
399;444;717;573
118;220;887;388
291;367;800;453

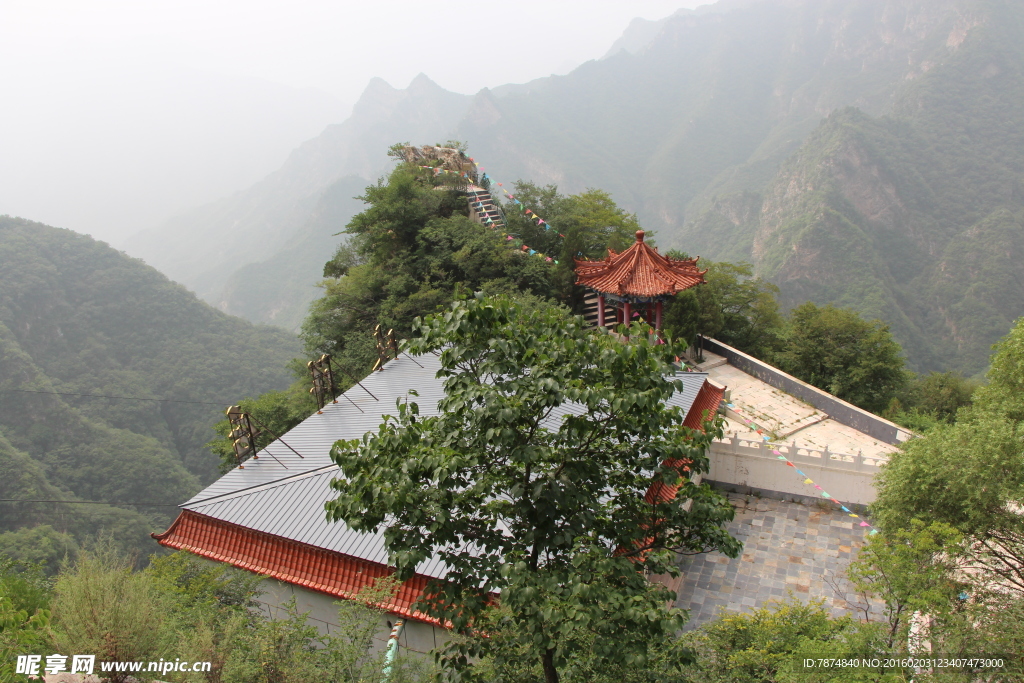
184;464;339;509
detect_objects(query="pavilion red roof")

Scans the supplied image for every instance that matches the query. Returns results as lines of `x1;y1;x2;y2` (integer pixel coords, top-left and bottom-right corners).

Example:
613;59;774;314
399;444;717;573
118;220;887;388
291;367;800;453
574;231;706;298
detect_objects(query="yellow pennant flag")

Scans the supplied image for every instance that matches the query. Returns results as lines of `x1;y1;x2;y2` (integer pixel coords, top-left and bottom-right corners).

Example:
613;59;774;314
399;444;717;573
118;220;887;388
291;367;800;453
804;478;813;485
849;514;860;518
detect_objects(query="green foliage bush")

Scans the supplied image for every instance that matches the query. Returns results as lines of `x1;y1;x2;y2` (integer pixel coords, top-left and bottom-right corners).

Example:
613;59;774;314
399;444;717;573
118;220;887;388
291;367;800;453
2;547;433;683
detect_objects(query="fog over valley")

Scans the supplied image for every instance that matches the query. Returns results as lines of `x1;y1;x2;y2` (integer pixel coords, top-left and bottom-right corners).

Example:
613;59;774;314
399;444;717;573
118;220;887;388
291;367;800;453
0;0;697;245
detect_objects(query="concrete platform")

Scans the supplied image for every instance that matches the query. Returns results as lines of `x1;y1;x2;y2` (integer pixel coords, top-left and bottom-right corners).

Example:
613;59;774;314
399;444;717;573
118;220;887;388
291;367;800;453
698;351;897;461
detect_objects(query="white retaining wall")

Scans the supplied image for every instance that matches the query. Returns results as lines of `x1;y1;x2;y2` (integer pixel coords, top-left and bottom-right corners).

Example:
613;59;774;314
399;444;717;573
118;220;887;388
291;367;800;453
707;436;886;506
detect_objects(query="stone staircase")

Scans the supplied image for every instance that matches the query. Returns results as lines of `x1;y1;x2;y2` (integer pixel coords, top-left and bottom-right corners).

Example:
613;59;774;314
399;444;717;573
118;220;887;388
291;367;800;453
466;186;506;232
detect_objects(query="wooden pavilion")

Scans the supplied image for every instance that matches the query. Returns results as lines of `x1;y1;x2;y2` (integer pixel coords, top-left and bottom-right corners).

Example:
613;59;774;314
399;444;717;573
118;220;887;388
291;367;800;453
575;230;706;330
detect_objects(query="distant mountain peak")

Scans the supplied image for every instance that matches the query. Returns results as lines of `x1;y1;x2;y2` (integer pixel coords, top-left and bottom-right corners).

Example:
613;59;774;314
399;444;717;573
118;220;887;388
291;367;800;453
407;72;443;93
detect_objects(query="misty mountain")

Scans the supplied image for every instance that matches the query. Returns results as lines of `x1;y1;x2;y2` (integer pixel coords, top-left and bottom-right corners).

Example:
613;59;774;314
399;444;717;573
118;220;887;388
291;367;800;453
0;216;299;554
125;0;1024;374
125;74;473;329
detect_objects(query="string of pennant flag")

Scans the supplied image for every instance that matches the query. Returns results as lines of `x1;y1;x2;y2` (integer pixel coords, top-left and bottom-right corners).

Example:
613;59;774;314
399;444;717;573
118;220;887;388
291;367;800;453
417;159;564;264
724;401;878;535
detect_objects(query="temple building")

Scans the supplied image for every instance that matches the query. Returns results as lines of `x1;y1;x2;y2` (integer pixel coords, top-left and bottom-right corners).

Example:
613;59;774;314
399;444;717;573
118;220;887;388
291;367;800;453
575;230;705;330
153;352;722;655
154;217;909;647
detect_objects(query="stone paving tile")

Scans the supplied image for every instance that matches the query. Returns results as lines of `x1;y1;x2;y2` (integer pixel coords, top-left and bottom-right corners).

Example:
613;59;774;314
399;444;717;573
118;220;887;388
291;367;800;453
676;495;882;630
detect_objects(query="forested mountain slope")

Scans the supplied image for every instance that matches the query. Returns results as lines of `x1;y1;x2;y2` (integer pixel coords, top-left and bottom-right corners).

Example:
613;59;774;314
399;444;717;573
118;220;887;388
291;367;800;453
686;0;1024;374
0;217;299;556
123;0;1023;374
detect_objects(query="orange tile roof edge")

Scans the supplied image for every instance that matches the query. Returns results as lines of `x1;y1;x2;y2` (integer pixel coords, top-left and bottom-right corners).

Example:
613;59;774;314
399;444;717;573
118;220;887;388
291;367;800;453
574;230;707;298
152;509;442;625
646;379;726;505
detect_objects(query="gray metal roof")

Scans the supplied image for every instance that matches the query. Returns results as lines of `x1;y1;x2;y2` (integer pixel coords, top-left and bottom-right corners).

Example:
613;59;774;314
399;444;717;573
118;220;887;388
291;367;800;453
183;352;710;577
185;352;448;506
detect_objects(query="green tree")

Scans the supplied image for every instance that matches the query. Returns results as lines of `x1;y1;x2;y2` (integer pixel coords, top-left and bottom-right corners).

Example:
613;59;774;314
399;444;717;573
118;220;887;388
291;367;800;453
775;303;906;413
903;372;976;422
325;295;740;683
303;163;554;370
846;520;966;649
873;318;1024;596
662;260;784;360
0;526;75;577
501;183;642;310
884;371;978;432
0;597;51;683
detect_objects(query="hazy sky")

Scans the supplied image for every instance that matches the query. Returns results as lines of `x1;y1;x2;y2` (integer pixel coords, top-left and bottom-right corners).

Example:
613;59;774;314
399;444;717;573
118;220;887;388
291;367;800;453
1;0;707;244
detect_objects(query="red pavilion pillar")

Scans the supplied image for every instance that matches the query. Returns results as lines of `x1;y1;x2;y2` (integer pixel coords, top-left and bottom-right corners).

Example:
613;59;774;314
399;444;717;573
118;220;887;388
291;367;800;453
655;300;663;330
597;295;605;327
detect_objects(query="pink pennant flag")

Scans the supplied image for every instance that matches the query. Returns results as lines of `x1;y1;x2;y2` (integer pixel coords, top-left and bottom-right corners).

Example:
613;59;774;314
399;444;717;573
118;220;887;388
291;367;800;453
545;257;552;262
814;485;822;490
859;521;870;527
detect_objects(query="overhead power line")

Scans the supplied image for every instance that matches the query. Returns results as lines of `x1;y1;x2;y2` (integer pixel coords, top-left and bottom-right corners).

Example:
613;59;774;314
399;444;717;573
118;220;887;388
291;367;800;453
0;388;225;405
0;498;179;507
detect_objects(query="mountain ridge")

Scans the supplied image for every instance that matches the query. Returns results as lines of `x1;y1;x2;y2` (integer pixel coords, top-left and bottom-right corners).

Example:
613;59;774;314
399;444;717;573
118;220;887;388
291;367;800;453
122;0;1024;374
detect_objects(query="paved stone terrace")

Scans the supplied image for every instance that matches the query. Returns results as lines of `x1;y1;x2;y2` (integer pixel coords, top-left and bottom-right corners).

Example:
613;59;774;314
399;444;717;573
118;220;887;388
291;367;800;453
675;495;881;629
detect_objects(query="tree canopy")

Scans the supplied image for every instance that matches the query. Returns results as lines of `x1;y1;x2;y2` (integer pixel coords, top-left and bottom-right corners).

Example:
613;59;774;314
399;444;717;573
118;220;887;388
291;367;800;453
774;302;906;414
873;316;1024;597
325;295;739;682
662;259;785;360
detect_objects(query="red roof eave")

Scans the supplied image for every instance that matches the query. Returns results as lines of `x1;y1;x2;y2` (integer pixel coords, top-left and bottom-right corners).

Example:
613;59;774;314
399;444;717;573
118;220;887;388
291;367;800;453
152;510;443;626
